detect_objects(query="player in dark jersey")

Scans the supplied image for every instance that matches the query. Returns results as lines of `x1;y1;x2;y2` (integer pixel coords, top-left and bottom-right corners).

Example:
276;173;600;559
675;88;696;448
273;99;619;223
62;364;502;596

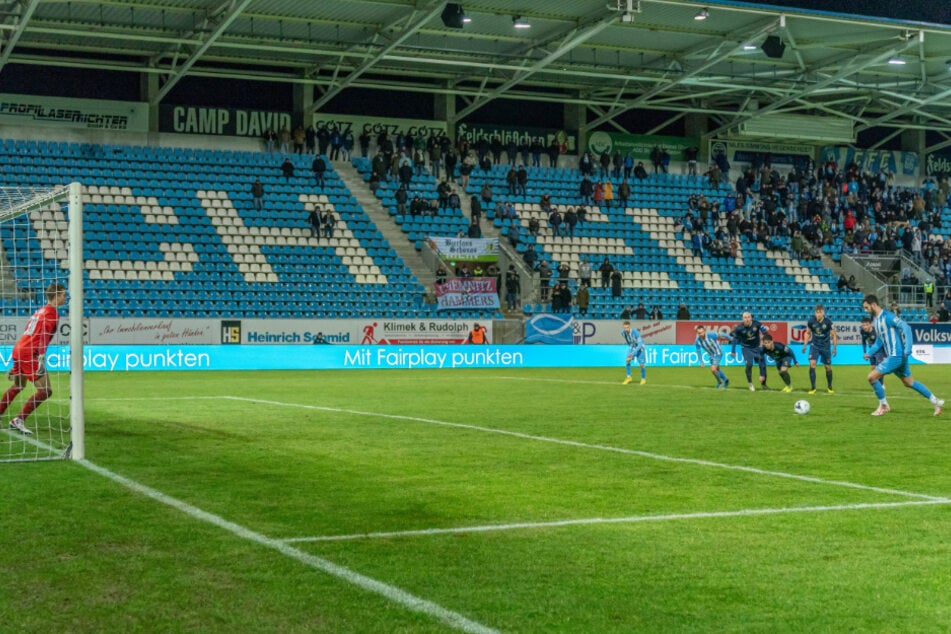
761;333;799;393
860;316;885;391
1;283;66;435
730;311;768;391
801;304;837;394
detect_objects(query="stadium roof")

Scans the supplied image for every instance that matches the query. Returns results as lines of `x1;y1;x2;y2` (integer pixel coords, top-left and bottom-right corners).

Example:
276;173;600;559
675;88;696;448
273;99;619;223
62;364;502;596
5;0;951;148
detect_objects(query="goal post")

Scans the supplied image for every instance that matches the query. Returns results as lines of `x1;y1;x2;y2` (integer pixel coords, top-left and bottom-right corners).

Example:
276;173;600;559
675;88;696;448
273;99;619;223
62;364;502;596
0;181;83;462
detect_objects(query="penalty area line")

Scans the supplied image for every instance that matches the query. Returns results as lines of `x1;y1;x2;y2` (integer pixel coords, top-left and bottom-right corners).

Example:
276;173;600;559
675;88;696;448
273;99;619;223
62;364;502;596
222;396;949;502
281;499;951;543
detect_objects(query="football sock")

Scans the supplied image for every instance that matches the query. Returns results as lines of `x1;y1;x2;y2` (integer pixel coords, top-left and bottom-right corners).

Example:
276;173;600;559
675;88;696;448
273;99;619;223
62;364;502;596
717;370;727;383
910;381;933;400
625;362;631;376
19;389;50;419
745;366;752;382
826;370;833;388
871;379;886;400
0;385;22;415
640;367;646;379
809;367;816;388
780;371;791;386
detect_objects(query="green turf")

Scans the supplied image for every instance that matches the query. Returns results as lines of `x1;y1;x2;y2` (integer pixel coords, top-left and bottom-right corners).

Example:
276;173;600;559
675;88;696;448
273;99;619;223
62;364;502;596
2;366;950;632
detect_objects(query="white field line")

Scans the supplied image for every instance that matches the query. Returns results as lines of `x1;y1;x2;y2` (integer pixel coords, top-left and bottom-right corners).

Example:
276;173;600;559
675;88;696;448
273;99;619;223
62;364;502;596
224;396;950;502
14;433;498;634
281;499;951;543
76;460;499;634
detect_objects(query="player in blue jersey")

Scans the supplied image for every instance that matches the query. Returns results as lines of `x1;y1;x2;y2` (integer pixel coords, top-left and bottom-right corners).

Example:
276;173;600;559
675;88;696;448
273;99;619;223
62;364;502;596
862;294;943;416
621;320;646;385
730;311;768;391
860;316;886;392
694;325;729;389
801;304;837;394
761;333;799;393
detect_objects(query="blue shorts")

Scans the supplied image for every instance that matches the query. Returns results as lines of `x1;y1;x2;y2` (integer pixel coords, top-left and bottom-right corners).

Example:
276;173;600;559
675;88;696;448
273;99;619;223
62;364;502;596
741;347;764;367
809;347;833;364
706;353;722;367
875;355;911;379
627;350;646;366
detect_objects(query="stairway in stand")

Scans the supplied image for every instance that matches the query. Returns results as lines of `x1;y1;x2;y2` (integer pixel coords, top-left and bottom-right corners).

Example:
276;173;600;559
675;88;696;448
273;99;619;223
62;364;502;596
334;161;435;294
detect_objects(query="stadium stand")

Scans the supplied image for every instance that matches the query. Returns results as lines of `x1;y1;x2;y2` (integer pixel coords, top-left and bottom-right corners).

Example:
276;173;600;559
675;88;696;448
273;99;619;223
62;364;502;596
0;138;944;323
0;140;506;319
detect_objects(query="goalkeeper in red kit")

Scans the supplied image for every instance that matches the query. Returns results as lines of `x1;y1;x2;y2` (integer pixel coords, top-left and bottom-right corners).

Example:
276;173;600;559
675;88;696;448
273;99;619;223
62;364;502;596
2;283;66;435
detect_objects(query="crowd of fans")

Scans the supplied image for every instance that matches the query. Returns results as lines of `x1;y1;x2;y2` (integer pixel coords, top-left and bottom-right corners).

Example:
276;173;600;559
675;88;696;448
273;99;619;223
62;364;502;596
291;120;950;320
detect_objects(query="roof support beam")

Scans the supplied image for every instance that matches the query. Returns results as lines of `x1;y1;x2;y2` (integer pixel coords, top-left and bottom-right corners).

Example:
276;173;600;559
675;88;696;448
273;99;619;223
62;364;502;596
151;0;254;104
307;0;444;115
707;33;920;138
586;17;780;129
0;0;40;74
453;13;618;121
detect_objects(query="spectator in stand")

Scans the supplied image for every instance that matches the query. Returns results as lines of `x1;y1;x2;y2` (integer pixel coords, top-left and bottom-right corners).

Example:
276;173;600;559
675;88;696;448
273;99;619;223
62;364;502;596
506;166;517;196
548;208;564;237
623;152;634;180
504;265;520;311
575;283;590;317
523;243;538;268
308;206;323;238
611;268;623;298
599;256;614;289
516;165;529;197
481;182;493;203
528;216;540;236
677;303;691;320
617;179;631;209
538;260;552;301
649;305;663;320
547;138;560;167
599;152;611;180
579;151;593;176
251;178;265;211
564;207;578;238
292;126;305;154
685;145;699;176
603;180;614;208
447;189;461;209
342;130;354;161
578;259;592;287
359;130;371;158
593;181;604;207
312;155;327;188
305;123;316;154
263;128;277;153
633;161;648;180
280;157;294;180
580;175;594;205
316;124;331;156
322;210;335;239
278;126;292;154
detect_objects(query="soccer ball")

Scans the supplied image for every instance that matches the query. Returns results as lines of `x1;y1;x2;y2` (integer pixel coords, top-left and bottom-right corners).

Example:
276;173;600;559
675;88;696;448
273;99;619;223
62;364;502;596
794;400;811;415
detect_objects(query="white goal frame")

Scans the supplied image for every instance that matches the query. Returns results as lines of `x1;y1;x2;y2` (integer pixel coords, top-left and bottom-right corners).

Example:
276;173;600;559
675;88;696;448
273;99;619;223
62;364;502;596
1;181;84;460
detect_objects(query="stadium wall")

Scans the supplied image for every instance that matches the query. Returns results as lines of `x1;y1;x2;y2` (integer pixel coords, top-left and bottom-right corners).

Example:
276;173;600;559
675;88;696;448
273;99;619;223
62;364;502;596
1;322;947;372
10;342;949;373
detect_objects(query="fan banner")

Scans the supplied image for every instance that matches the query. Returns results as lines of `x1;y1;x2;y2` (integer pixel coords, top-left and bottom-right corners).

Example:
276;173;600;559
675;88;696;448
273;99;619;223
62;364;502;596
427;237;499;261
434;277;500;311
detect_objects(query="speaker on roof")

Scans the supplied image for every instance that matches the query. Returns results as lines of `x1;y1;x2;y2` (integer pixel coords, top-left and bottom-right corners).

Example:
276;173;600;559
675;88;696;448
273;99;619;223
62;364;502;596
761;35;786;59
441;3;465;29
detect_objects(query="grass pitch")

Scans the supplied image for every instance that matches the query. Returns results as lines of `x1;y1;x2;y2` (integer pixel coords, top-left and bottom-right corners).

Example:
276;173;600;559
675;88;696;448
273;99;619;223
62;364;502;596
2;365;951;632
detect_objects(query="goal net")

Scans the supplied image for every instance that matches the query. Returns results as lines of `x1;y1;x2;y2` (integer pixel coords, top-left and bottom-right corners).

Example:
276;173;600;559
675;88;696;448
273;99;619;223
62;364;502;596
0;182;84;462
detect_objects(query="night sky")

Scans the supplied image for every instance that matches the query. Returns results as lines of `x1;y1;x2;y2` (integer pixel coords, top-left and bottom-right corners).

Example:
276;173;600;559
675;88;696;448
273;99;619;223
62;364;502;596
740;0;951;26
